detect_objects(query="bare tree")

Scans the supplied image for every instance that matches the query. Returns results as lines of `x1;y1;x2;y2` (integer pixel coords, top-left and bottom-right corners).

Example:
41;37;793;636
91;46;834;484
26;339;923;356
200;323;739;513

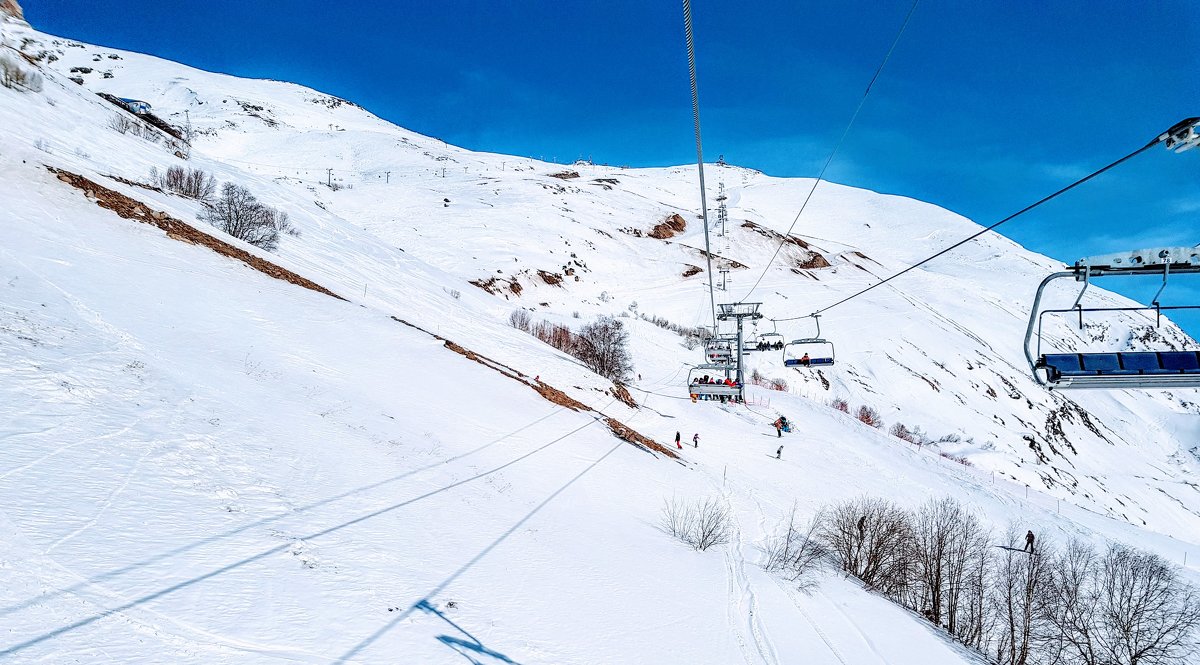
200;183;287;251
1042;539;1101;665
576;315;634;382
1093;544;1199;665
989;527;1053;665
907;497;991;644
821;496;912;594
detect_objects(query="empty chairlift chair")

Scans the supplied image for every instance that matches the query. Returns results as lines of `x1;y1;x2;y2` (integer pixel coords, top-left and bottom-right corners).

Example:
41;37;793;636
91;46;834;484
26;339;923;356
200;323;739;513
1025;246;1200;389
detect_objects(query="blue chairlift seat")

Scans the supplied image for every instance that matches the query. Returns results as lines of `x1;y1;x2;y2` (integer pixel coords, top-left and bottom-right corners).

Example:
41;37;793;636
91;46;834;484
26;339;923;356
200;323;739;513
1040;351;1200;388
1160;351;1200;373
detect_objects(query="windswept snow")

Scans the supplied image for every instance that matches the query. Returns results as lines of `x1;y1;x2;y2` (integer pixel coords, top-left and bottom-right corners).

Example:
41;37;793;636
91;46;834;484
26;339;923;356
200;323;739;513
1;18;1198;664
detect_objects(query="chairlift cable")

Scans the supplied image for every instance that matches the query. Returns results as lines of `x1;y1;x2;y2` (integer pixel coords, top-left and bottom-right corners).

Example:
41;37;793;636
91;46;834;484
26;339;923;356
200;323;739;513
740;0;920;303
766;129;1171;324
682;0;720;331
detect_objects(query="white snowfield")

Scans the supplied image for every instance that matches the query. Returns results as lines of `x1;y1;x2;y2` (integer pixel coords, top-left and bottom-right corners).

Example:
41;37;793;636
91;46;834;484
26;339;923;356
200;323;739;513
1;18;1198;665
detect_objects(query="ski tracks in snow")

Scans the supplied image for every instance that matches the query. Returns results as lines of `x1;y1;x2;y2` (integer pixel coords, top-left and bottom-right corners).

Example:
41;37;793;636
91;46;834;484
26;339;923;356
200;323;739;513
712;480;779;665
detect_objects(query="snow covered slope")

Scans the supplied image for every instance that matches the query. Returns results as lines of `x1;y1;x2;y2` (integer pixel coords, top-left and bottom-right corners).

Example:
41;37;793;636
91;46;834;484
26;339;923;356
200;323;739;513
2;18;1198;664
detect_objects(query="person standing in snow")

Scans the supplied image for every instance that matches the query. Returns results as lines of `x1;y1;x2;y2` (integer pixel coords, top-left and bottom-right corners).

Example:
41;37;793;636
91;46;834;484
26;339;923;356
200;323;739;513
773;418;783;438
776;445;783;459
1024;530;1035;554
693;433;699;448
675;431;682;449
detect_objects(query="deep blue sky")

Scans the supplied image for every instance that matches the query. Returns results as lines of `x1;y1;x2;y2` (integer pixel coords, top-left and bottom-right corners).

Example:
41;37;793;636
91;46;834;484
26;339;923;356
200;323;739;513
27;0;1200;337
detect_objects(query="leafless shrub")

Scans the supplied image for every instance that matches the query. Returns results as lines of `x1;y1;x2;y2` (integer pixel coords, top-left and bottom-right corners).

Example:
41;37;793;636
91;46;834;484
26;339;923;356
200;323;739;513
769;378;789;392
508;309;532;332
890;422;917;443
33;138;51;153
158;166;216;202
857;405;883;428
831;397;849;413
939;451;974;467
530;320;575;354
109;114;134;134
763;506;829;589
662;497;731;552
200;182;287;251
0;53;41;91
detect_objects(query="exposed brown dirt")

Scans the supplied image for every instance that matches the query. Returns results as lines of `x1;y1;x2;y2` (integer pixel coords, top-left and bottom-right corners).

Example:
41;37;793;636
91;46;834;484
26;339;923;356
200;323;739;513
682;264;703;278
610;383;637;408
795;253;831;269
648;213;687;240
548;170;580;180
390;316;675;459
48;167;344;301
605;417;677;457
537;270;563;286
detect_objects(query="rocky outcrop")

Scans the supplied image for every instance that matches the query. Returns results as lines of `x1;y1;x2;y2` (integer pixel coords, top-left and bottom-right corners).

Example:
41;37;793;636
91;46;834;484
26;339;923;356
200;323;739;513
1;0;24;22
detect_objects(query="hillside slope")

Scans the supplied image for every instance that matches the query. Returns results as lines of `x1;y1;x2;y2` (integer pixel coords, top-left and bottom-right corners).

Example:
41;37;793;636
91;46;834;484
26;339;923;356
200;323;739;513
1;18;1197;664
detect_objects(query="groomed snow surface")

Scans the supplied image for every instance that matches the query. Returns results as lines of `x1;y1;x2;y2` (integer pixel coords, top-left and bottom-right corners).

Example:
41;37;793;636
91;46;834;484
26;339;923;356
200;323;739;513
2;19;1198;664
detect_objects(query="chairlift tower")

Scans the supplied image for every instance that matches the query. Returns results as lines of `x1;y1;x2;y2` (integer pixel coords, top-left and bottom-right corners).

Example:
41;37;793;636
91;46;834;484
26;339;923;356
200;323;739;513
717;302;763;396
716;182;728;237
719;269;730;291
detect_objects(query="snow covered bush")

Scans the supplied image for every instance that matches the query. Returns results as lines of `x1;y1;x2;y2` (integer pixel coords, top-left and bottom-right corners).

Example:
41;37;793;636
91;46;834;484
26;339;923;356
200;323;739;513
0;52;42;92
661;497;731;552
830;397;849;413
763;506;828;587
158;166;216;202
201;183;289;251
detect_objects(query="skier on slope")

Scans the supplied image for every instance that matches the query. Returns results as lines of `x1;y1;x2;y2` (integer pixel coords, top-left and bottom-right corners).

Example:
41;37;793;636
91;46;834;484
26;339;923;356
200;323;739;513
675;431;682;449
1024;530;1035;554
776;445;783;459
773;418;784;438
693;433;699;448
